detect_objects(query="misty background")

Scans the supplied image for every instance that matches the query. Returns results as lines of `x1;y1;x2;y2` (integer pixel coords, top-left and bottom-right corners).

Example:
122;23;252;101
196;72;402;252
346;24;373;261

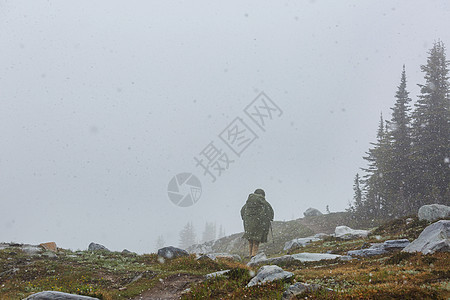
1;0;449;253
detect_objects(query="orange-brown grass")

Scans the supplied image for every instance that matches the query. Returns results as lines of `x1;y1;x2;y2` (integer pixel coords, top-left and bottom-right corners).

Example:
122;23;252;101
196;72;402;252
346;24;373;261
288;252;449;299
182;252;449;299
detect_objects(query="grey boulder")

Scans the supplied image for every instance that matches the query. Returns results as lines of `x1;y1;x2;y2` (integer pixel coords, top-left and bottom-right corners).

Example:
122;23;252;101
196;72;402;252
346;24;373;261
403;220;450;254
247;265;293;287
157;246;189;259
88;242;109;252
335;226;370;239
383;239;410;250
247;252;268;266
284;234;327;251
205;269;230;279
282;282;323;300
24;291;99;299
418;204;450;222
348;239;410;257
197;253;240;261
348;244;386;257
291;252;342;262
303;208;323;217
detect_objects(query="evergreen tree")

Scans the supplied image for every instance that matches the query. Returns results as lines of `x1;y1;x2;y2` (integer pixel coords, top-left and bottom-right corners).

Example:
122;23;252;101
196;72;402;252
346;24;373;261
361;113;390;217
218;225;225;239
201;222;216;243
352;173;363;210
411;41;450;207
385;66;413;216
179;221;196;249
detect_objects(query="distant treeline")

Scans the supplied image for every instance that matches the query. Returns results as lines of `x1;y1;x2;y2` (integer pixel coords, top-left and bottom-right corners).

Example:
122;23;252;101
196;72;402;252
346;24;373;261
350;41;450;219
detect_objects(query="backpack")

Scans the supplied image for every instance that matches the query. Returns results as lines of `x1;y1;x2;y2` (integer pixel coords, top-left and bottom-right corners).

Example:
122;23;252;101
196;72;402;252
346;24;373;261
244;194;265;217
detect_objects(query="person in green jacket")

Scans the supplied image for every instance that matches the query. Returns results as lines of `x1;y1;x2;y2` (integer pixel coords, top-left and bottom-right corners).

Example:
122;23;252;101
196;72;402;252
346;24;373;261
240;189;274;257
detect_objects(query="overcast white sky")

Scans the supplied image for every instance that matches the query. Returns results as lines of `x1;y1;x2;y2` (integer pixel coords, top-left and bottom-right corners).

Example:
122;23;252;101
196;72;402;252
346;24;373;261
1;0;449;253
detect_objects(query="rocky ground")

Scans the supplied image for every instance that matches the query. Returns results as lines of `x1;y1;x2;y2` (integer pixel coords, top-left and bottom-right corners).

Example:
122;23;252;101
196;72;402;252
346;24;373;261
1;211;449;299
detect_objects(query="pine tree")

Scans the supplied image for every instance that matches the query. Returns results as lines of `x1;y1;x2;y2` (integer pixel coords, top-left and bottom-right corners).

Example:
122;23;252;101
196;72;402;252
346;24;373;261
201;222;216;243
352;173;363;210
361;113;390;217
179;222;196;249
411;41;450;207
385;66;413;216
218;225;225;239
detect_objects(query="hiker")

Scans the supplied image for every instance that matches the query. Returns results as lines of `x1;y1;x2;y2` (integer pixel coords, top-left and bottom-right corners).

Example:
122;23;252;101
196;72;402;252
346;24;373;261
240;189;274;257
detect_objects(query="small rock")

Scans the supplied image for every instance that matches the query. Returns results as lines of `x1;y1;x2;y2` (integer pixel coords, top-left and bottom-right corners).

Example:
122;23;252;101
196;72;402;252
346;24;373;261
88;242;110;252
40;242;57;252
284;234;323;251
197;253;240;261
247;265;293;287
122;249;135;254
335;226;370;239
403;220;450;254
157;246;189;259
405;218;414;225
24;291;100;299
247;252;267;266
418;204;450;222
291;252;342;262
282;282;322;300
348;248;386;257
205;269;230;279
383;239;410;250
303;208;323;217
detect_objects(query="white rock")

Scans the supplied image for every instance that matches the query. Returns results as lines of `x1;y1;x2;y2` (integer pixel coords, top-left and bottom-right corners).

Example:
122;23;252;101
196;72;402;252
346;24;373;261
198;253;241;261
205;270;230;279
283;233;327;251
24;291;100;299
247;265;293;287
335;226;370;239
247;252;267;266
402;220;450;254
291;252;342;262
418;204;450;222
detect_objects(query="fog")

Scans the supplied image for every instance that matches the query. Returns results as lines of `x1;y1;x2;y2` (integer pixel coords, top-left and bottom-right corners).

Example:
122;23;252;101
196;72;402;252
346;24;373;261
1;0;449;253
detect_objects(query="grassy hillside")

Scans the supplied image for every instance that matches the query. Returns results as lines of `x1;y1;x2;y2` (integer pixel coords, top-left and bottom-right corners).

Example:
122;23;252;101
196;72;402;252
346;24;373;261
1;215;448;299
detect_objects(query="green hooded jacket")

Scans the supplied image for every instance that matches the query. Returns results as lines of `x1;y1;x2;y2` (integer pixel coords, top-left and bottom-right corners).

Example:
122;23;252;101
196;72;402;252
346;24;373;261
240;193;274;243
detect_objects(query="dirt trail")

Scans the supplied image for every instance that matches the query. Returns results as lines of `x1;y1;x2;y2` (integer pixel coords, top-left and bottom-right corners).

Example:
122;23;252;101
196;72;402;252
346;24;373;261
131;273;204;300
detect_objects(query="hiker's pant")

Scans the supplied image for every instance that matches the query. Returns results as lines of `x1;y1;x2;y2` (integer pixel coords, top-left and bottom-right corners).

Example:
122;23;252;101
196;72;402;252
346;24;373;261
249;240;260;257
